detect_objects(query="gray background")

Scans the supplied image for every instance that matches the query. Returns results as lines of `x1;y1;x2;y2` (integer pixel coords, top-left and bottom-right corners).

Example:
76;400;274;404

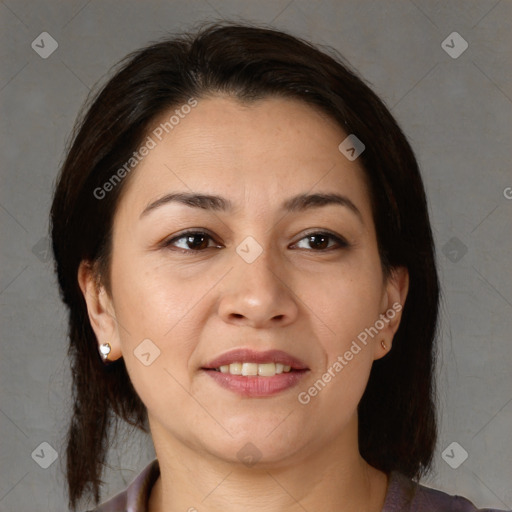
1;0;511;510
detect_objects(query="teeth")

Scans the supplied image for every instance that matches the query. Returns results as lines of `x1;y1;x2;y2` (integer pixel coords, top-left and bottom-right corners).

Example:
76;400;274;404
241;362;258;376
229;362;242;375
258;363;276;376
215;362;293;376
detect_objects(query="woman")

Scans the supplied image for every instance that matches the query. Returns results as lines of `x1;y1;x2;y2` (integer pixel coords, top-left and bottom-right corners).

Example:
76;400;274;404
50;22;505;512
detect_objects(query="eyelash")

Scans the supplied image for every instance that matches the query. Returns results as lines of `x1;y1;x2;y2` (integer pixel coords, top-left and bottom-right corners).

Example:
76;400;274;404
161;230;349;253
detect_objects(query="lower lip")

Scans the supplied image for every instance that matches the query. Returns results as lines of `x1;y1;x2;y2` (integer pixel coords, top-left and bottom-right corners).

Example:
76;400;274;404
203;369;308;397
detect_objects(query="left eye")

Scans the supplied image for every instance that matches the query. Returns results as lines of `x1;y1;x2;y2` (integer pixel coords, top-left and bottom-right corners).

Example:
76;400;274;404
164;231;220;251
293;232;347;251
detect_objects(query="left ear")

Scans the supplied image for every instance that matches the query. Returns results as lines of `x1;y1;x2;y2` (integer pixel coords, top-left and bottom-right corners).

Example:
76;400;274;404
374;266;409;360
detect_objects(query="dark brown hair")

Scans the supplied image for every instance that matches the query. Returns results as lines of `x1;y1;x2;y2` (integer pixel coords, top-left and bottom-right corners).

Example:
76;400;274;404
50;21;439;510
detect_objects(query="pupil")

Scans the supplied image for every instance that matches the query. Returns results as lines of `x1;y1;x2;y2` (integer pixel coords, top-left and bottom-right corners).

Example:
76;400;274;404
188;235;207;249
310;235;328;250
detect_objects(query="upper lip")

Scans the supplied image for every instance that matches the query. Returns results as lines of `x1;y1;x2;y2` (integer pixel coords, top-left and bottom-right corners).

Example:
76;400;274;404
203;349;309;370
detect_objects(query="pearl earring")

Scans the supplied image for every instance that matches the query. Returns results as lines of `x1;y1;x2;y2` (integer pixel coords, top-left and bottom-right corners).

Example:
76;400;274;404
99;343;112;362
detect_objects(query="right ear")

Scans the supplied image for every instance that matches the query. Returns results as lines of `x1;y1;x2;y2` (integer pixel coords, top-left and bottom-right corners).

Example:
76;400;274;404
77;261;122;361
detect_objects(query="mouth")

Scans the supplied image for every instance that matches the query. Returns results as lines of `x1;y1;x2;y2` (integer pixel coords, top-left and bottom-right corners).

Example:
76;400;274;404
208;362;295;376
201;349;309;397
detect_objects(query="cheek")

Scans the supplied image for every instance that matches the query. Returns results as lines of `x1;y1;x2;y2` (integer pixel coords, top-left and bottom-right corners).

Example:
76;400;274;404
298;254;384;344
110;250;203;340
296;276;379;432
293;253;383;408
108;256;207;421
108;248;211;390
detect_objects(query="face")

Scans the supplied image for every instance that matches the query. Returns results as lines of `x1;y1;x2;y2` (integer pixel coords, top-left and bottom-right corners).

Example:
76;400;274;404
80;95;408;466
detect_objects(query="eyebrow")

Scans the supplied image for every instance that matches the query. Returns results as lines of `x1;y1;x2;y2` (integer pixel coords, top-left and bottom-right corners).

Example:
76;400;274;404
283;193;362;221
141;192;230;216
140;191;363;222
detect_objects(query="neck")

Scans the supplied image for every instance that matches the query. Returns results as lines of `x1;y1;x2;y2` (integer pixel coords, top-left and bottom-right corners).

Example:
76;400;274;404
147;416;388;512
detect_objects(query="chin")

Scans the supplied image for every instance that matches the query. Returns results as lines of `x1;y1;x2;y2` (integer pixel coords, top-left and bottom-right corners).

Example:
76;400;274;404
199;429;305;468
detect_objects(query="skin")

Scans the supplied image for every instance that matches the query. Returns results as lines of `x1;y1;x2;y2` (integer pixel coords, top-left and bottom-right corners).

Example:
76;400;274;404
79;96;409;512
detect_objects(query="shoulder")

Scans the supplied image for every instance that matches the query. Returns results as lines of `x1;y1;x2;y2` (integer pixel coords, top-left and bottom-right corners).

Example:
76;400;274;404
85;459;160;512
383;471;509;512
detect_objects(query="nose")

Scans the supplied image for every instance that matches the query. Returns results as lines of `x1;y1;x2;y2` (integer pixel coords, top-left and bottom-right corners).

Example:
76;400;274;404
217;246;299;329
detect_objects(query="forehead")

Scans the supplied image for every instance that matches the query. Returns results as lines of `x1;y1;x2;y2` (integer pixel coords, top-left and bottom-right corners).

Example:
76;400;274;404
117;96;372;220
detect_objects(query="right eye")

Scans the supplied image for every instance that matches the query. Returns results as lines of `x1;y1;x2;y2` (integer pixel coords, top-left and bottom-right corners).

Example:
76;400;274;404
162;231;222;253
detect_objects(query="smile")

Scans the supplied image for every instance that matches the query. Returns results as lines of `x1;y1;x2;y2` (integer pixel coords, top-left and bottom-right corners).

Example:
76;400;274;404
214;362;292;376
202;349;309;397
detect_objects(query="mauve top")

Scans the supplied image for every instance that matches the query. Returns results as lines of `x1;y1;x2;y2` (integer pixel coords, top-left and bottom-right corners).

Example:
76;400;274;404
88;459;508;512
